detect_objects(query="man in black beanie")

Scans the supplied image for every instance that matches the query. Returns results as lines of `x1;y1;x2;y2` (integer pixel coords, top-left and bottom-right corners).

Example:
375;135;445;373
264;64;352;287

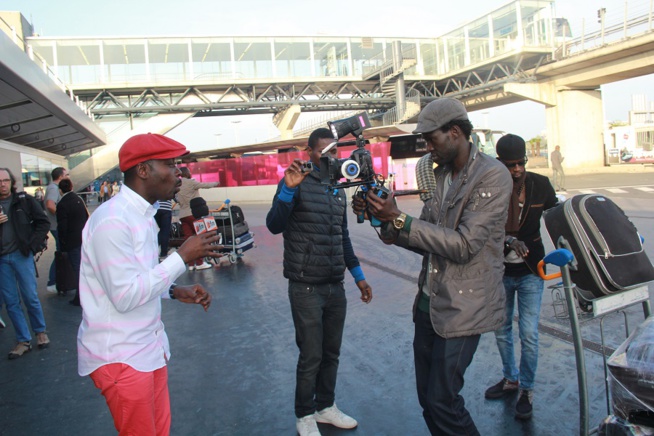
485;133;558;420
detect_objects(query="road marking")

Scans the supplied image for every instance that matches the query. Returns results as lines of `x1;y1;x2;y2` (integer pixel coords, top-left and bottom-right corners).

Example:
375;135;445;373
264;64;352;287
606;188;628;194
635;186;654;192
577;189;596;194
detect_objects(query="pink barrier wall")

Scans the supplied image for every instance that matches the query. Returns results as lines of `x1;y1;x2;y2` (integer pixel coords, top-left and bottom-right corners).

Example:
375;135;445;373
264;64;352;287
182;142;390;187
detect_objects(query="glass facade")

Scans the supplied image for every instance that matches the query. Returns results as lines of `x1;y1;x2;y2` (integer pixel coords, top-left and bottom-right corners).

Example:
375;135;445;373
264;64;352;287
19;152;64;194
182;142;390;188
25;1;556;87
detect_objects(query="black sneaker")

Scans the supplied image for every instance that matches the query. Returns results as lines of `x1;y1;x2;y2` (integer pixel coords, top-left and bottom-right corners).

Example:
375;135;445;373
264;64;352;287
485;378;519;399
515;389;534;419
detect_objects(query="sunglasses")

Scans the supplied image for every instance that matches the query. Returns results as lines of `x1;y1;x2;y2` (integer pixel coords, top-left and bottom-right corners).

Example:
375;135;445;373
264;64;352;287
502;157;528;168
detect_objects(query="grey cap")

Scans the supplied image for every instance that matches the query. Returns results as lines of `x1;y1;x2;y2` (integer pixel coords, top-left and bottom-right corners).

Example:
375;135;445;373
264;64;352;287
413;98;468;134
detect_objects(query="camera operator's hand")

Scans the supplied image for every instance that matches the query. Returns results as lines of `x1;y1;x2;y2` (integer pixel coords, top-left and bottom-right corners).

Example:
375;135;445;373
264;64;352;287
351;193;369;221
356;279;373;303
284;159;312;189
177;232;223;264
171;284;212;311
365;188;401;222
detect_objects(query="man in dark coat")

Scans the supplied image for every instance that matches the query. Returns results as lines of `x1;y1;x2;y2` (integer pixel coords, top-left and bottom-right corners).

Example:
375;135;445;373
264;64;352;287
56;178;89;306
484;134;558;420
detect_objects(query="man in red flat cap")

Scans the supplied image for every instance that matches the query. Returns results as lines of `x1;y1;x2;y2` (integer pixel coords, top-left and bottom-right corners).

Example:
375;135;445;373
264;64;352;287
77;133;222;435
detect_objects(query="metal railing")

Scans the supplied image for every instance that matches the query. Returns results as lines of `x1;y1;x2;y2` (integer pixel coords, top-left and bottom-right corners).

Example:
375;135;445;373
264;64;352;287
382;89;421;125
554;0;654;59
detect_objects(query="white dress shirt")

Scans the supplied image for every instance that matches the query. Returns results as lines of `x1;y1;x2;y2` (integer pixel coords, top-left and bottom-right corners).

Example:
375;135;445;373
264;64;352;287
77;185;187;376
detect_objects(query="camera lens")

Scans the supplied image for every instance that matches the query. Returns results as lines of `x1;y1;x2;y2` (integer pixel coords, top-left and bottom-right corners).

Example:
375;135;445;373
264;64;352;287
340;159;360;180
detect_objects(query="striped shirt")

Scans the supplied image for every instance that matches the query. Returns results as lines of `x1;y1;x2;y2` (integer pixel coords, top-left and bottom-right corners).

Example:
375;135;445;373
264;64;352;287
157;200;173;211
77;185;186;376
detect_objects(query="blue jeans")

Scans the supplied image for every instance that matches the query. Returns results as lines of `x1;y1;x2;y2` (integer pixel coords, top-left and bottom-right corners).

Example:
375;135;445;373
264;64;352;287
288;280;347;418
494;274;544;391
47;229;61;286
0;250;47;342
414;309;480;436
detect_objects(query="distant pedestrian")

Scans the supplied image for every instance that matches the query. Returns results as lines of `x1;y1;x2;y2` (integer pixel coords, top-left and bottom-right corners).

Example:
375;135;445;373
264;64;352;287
45;167;70;294
550;145;565;191
56;178;89;306
34;187;45;208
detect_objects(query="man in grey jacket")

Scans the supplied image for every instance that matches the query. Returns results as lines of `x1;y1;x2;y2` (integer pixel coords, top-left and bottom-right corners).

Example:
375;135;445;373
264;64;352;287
353;98;512;435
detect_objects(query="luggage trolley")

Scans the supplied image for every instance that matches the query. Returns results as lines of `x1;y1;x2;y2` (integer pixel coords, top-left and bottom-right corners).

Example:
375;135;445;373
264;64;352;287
538;239;652;436
209;199;256;264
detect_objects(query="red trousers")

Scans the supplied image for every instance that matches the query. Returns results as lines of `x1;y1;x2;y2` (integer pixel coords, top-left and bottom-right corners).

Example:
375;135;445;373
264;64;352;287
90;364;171;436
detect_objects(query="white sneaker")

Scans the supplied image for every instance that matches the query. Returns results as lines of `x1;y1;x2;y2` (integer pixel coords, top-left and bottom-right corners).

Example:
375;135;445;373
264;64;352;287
187;265;195;271
0;315;5;329
46;284;57;294
314;404;358;429
194;261;212;270
296;415;321;436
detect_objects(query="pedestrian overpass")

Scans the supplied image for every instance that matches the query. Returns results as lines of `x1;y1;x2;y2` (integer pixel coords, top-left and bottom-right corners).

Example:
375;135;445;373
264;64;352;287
2;0;654;191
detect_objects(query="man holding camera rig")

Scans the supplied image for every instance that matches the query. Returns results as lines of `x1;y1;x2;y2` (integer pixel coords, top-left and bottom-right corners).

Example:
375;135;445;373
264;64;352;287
352;98;512;435
266;127;373;436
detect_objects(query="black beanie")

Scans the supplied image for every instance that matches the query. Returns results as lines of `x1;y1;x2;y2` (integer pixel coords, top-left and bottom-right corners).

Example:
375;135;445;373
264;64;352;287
496;134;526;161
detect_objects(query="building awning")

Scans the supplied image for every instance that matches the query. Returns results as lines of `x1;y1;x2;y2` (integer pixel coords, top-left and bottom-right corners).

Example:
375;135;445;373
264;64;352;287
0;31;106;156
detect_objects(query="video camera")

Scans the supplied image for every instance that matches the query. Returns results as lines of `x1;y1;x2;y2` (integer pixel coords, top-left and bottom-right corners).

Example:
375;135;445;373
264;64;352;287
318;112;390;226
319;112;377;189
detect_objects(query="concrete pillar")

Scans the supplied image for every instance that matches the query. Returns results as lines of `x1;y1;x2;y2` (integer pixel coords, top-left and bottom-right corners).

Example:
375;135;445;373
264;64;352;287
504;83;605;169
545;89;605;168
272;104;302;140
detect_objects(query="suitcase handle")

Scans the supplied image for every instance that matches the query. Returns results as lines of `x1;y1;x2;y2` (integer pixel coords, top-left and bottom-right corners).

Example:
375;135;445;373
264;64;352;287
537;260;561;280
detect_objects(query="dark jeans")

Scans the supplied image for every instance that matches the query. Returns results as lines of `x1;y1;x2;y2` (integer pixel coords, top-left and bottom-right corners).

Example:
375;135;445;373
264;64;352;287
154;209;172;257
413;309;481;436
288;280;347;418
67;247;81;304
47;229;61;287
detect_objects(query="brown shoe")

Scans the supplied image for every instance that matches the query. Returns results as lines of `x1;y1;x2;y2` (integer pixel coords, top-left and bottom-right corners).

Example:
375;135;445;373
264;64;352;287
36;332;50;349
8;342;32;360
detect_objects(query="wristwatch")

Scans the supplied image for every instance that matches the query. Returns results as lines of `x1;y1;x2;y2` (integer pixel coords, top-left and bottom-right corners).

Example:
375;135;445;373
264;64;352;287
505;236;517;248
393;212;408;230
169;283;177;300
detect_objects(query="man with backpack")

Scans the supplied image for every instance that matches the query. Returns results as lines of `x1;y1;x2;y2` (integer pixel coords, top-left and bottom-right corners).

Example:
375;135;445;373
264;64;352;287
0;167;51;359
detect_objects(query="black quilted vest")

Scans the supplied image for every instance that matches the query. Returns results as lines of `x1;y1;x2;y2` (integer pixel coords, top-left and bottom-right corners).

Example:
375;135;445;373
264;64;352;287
283;173;347;284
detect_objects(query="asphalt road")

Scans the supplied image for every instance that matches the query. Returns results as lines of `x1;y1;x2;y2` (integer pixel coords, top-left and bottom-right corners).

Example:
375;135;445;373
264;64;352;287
0;170;652;436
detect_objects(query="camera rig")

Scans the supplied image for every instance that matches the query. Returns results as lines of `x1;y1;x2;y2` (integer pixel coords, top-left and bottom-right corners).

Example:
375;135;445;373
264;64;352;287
319;112;390;226
319;112;381;190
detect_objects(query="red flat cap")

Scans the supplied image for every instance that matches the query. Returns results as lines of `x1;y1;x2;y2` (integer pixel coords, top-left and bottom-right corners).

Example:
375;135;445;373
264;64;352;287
119;133;190;172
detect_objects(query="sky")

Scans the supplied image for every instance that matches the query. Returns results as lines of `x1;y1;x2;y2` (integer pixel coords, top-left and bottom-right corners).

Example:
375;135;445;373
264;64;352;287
3;0;653;150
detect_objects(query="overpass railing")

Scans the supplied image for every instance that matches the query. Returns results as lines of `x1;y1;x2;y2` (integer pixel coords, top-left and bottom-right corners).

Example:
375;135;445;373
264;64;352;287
555;0;654;59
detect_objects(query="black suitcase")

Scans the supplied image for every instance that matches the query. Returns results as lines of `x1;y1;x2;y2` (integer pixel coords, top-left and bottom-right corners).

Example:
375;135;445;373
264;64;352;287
543;194;654;298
